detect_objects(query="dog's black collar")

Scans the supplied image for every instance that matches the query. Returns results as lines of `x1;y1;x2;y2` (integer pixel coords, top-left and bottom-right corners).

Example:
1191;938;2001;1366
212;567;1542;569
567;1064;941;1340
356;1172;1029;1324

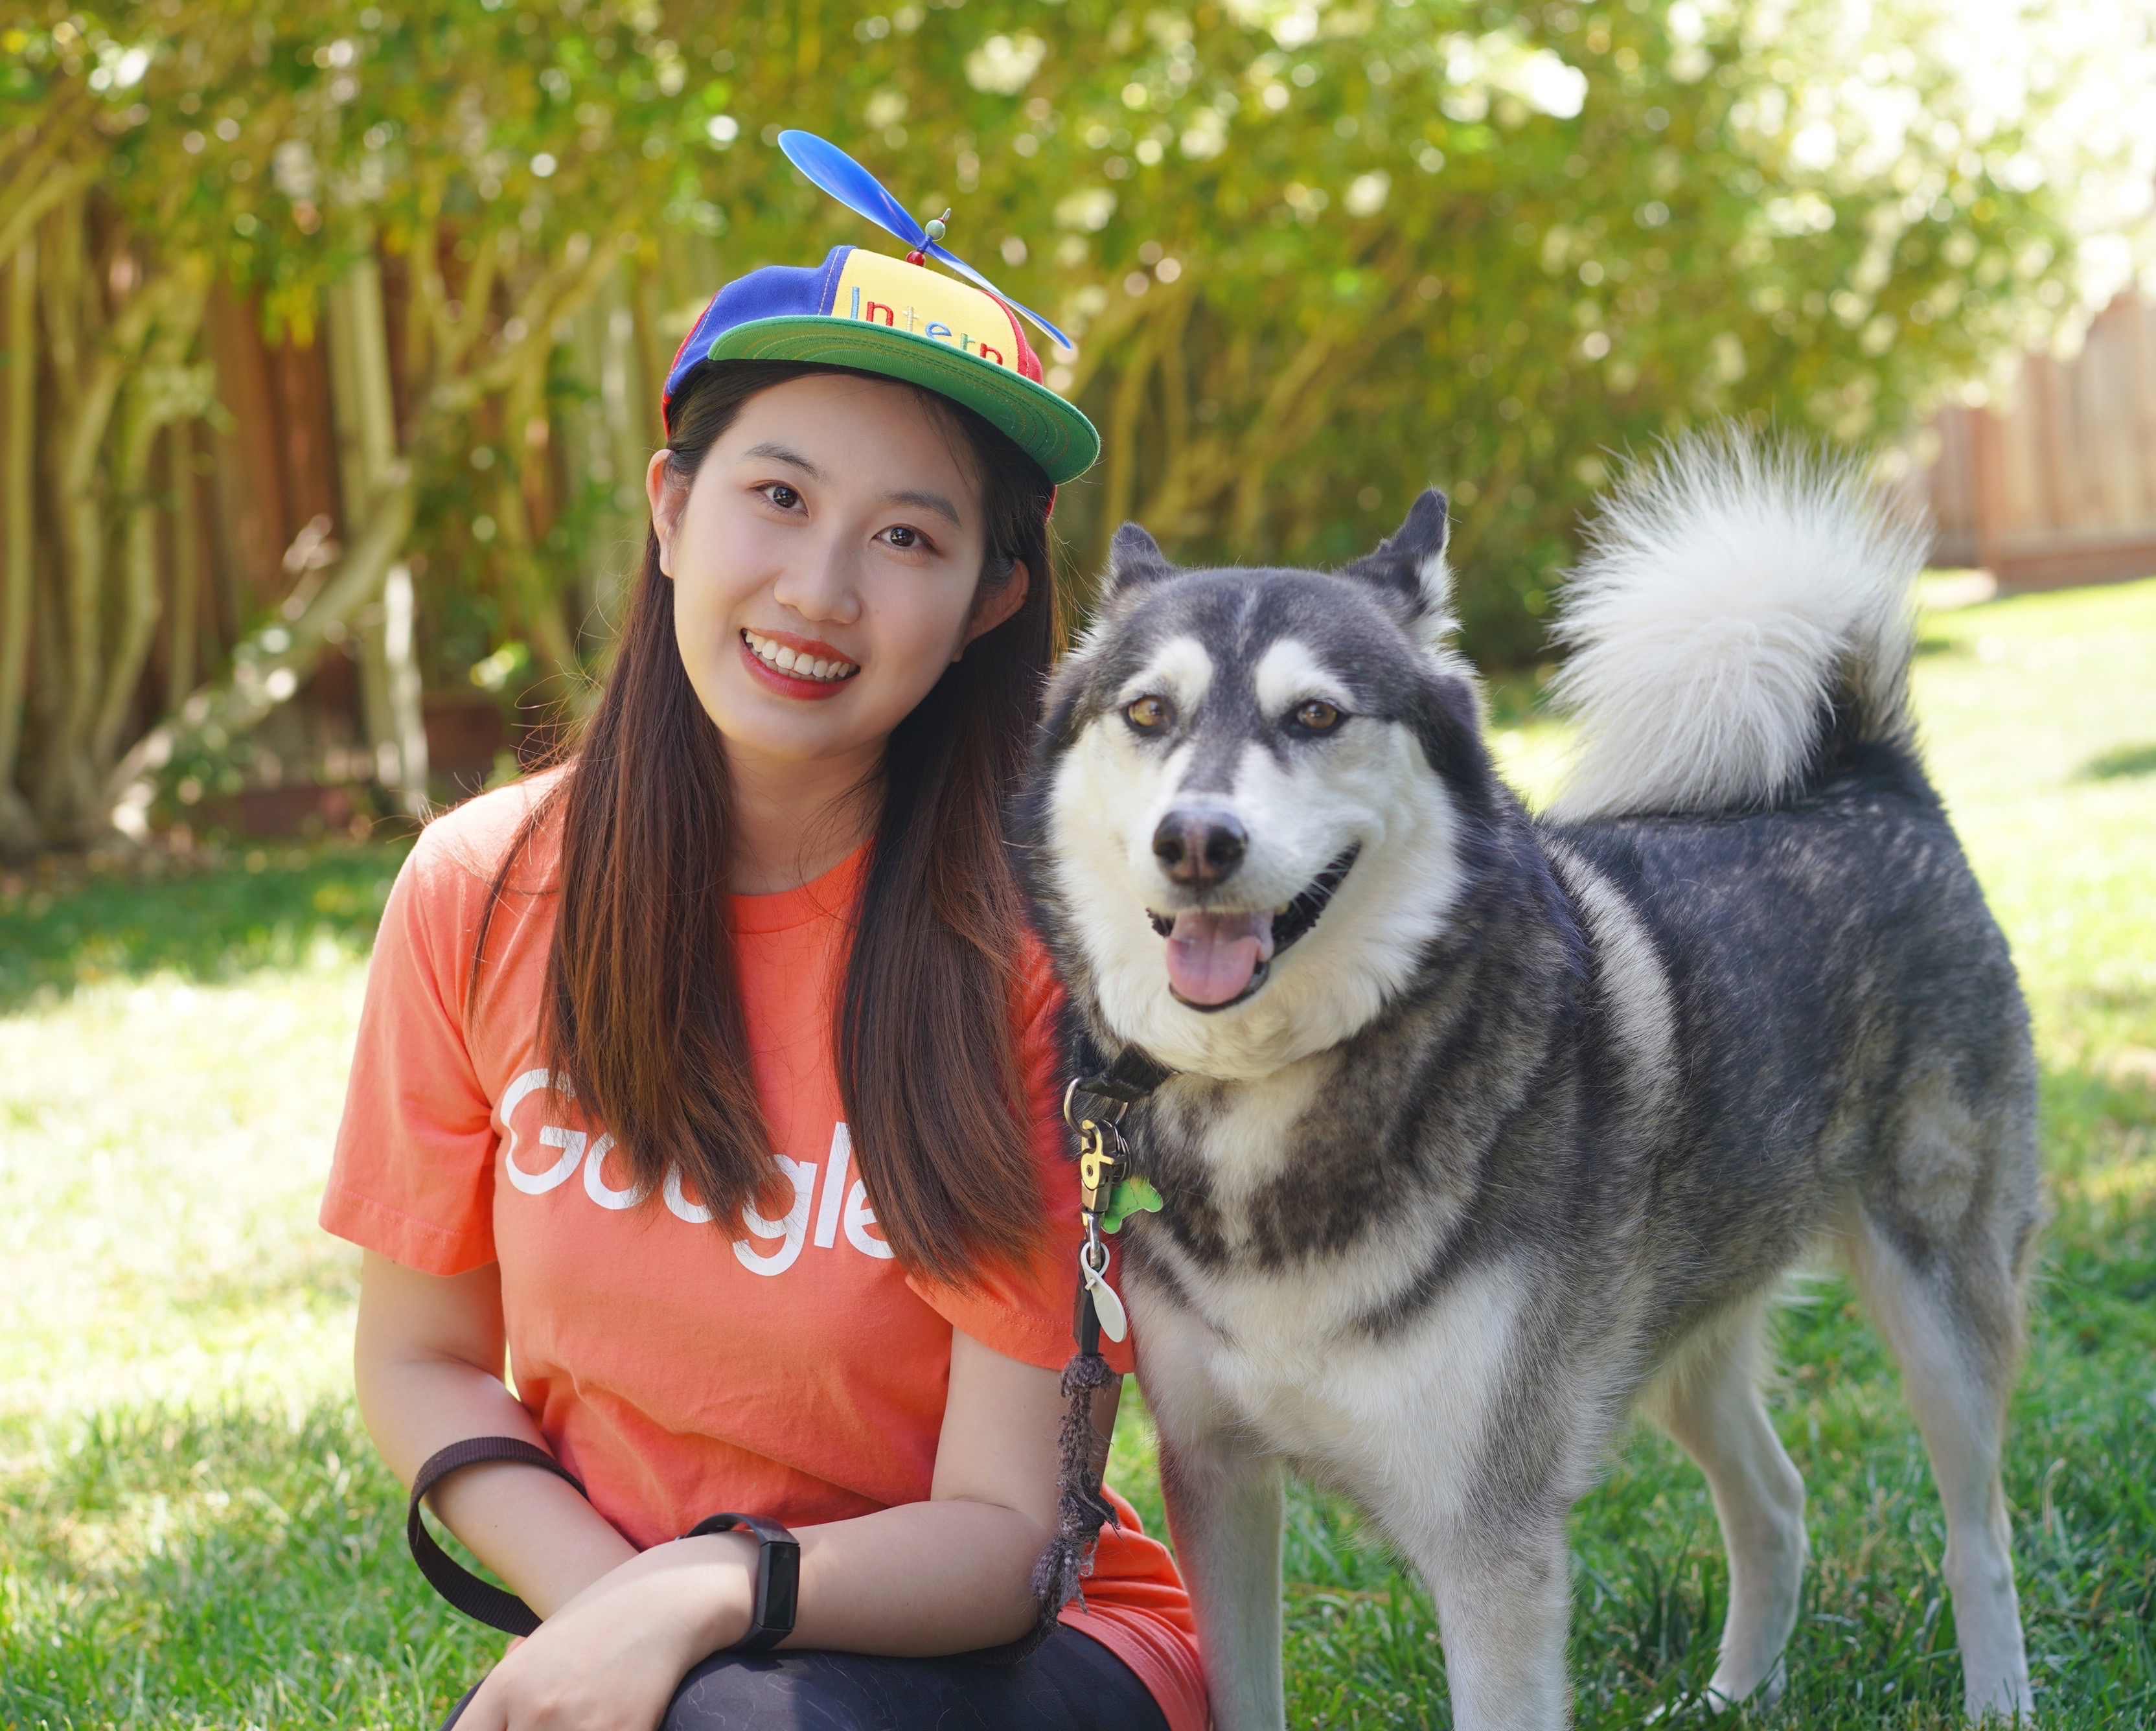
1068;1046;1174;1112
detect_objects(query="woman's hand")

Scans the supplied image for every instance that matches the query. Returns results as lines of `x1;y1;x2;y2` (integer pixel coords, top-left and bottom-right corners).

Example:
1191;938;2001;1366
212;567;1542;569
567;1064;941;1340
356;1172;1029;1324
452;1533;759;1731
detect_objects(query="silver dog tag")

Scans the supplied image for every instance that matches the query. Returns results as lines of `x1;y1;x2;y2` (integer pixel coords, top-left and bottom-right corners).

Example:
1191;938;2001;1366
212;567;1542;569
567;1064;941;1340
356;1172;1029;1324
1082;1257;1129;1343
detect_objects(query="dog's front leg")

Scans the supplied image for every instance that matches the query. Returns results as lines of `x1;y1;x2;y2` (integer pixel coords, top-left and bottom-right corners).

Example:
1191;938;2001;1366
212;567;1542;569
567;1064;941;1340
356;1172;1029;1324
1130;1266;1290;1730
1157;1421;1287;1731
1402;1513;1572;1731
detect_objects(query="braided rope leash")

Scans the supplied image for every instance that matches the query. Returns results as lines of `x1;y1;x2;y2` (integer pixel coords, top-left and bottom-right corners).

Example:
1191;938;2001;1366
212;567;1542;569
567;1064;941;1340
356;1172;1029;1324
1042;1079;1167;1607
968;1067;1166;1664
1032;1346;1121;1614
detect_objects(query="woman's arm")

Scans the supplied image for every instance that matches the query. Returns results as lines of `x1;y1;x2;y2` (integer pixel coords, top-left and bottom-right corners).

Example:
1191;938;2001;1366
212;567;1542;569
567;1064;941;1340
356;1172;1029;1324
354;1251;640;1614
790;1324;1118;1651
445;1325;1116;1730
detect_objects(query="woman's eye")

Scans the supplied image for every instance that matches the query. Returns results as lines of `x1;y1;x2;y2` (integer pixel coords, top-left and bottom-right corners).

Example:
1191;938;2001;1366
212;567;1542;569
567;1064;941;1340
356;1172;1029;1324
763;483;803;511
885;525;920;549
1124;696;1173;733
1294;700;1343;733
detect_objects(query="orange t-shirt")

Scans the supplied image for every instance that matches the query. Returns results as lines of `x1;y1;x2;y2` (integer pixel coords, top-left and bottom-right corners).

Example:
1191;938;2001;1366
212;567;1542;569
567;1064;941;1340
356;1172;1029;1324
321;780;1204;1731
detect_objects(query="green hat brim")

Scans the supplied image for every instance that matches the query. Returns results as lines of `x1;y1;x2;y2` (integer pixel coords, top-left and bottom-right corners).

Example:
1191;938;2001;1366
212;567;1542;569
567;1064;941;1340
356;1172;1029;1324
699;316;1099;486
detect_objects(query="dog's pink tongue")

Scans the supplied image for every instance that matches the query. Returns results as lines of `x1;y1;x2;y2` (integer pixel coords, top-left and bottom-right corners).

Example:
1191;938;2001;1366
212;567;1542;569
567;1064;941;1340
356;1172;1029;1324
1164;909;1276;1006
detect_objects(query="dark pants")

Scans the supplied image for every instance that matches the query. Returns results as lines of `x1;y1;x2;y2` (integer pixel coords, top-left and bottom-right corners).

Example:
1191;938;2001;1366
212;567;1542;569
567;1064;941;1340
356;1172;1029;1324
441;1624;1171;1731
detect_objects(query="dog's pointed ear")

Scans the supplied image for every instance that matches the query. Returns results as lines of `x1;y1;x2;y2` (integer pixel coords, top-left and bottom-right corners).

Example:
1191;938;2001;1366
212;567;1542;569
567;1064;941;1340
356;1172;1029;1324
1340;488;1465;668
1102;522;1175;597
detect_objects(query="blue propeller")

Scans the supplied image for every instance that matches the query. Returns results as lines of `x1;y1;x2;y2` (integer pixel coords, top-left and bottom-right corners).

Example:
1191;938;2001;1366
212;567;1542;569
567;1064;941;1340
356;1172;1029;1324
778;129;1074;354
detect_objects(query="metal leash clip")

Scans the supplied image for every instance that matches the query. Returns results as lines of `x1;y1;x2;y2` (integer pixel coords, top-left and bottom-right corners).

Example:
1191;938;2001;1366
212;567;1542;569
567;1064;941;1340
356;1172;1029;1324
1062;1074;1136;1136
1065;1083;1132;1346
1075;1116;1121;1215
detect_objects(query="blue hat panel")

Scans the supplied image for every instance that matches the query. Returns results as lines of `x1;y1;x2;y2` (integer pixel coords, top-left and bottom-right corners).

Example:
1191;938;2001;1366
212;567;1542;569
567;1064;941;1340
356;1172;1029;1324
664;247;851;406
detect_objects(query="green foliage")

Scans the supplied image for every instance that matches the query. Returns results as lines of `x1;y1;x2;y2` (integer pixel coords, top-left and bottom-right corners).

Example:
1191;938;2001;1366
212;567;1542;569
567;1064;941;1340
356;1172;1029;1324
954;0;2088;655
5;0;2116;691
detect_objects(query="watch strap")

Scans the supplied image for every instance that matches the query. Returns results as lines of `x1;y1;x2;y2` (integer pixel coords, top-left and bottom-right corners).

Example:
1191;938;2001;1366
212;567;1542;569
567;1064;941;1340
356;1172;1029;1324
685;1511;801;1653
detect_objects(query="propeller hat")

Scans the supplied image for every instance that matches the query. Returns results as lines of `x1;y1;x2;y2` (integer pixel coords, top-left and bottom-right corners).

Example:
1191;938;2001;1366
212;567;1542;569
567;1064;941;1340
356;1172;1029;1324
662;132;1101;487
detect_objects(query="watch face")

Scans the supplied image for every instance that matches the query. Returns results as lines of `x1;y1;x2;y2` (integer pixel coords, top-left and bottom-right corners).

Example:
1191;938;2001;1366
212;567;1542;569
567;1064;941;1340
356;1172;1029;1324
761;1544;801;1631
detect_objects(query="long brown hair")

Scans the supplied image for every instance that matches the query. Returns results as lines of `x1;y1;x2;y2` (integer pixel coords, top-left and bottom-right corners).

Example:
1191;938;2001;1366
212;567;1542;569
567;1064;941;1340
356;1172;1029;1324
479;360;1060;1284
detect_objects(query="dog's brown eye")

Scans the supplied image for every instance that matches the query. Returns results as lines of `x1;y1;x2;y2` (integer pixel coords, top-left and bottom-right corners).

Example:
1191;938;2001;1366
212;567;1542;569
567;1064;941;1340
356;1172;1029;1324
1125;696;1173;732
1294;700;1343;732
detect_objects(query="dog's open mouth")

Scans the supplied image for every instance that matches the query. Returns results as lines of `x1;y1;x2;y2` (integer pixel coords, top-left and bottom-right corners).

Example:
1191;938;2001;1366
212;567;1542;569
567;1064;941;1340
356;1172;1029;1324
1147;846;1360;1011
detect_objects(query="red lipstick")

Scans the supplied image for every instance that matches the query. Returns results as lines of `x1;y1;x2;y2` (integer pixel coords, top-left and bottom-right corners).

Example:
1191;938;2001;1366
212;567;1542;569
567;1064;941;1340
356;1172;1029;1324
738;628;860;702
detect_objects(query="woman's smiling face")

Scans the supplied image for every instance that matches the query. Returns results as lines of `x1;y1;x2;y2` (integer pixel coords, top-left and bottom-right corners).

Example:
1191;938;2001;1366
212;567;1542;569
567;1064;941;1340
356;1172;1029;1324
648;370;1029;774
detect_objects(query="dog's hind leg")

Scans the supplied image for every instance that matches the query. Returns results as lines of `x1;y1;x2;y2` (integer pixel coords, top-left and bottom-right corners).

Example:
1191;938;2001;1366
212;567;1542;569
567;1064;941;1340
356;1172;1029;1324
1842;1205;2034;1721
1641;1300;1808;1708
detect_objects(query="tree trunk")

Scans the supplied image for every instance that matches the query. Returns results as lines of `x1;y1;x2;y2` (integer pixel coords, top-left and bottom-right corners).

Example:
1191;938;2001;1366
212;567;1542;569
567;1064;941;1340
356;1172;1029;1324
25;194;209;839
556;270;648;659
106;470;417;829
90;265;212;775
33;194;107;828
380;560;428;814
0;240;37;855
166;417;200;712
492;342;583;692
327;250;427;813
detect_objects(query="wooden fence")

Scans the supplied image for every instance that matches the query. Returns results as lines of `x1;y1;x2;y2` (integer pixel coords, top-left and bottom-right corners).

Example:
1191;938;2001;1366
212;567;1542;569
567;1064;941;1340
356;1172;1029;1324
1924;290;2156;589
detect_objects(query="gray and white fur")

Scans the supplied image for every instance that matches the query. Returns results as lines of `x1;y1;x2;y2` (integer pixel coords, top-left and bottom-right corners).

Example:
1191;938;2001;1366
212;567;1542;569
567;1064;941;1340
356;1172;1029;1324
1017;431;2041;1728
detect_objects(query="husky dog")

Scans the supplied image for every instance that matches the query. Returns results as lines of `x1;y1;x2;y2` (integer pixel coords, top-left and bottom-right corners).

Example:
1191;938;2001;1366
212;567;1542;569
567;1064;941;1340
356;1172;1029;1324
1018;433;2041;1728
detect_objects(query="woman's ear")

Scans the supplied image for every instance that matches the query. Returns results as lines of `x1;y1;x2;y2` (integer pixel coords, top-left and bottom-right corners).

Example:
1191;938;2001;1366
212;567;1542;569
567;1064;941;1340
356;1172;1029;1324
960;559;1031;654
647;450;685;578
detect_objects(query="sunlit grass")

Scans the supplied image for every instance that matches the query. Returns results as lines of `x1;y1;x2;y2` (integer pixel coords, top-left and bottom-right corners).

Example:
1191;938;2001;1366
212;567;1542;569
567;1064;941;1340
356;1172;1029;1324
3;581;2152;1727
0;847;402;1428
0;971;367;1423
0;844;482;1726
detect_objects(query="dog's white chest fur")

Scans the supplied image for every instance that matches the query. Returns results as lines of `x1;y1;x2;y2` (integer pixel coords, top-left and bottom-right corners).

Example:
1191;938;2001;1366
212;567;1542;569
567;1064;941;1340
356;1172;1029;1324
1127;1076;1520;1518
1134;1243;1522;1524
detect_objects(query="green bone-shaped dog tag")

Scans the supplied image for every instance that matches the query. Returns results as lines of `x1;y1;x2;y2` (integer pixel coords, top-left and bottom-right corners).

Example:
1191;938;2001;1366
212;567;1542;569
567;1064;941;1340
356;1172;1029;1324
1101;1176;1164;1234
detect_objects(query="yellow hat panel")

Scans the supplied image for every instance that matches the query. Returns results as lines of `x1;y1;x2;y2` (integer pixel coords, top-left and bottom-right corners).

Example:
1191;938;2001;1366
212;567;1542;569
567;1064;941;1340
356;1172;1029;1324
833;250;1028;373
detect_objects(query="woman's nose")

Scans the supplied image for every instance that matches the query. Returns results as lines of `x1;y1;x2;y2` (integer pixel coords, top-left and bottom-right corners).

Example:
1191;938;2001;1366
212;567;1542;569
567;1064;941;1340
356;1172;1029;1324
770;536;862;626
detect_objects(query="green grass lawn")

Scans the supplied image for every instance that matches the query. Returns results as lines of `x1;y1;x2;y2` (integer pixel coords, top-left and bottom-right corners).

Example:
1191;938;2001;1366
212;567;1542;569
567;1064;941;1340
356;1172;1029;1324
2;580;2151;1728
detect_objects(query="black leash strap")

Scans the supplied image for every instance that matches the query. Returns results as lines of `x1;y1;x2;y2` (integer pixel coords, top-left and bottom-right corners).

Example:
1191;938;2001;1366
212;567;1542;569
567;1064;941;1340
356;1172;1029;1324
407;1436;588;1637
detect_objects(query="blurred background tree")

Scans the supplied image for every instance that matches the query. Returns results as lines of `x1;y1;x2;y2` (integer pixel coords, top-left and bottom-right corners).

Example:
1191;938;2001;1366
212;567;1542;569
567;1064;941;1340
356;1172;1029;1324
1;0;2151;848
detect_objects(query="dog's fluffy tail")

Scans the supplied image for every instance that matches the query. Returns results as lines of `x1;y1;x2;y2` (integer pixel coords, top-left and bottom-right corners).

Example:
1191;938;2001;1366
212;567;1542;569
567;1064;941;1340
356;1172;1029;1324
1545;427;1929;821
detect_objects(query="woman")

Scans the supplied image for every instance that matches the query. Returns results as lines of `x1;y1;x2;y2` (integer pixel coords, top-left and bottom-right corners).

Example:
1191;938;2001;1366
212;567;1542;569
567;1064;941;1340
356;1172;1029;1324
321;246;1205;1731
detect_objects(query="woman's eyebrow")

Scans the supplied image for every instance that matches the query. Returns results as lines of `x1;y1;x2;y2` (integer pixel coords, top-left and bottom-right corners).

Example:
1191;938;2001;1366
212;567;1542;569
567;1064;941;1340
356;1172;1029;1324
742;441;825;478
882;488;963;527
740;446;959;527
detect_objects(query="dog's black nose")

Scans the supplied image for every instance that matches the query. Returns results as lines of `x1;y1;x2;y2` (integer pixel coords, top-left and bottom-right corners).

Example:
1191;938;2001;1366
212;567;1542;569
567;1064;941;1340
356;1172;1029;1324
1153;808;1247;888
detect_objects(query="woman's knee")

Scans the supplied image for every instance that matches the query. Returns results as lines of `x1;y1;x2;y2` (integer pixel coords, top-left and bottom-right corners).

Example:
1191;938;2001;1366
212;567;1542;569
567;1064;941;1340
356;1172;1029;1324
661;1649;946;1730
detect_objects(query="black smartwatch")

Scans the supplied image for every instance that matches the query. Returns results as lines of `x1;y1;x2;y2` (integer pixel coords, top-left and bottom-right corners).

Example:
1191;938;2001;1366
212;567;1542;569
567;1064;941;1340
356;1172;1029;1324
683;1511;800;1653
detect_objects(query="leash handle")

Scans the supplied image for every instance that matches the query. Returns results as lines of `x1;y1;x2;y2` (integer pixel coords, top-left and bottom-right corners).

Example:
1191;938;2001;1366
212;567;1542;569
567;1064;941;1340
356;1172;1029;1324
407;1436;588;1637
964;1320;1119;1667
